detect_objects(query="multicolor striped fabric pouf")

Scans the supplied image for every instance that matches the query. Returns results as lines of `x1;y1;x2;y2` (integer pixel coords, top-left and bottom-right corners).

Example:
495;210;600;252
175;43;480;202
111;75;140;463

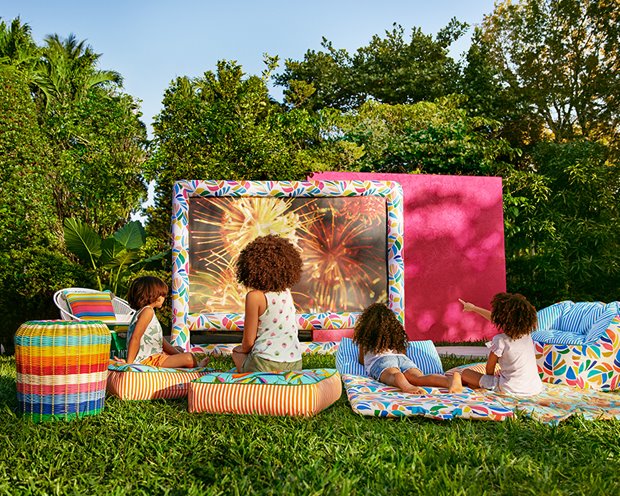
188;369;342;416
15;320;111;422
107;362;211;400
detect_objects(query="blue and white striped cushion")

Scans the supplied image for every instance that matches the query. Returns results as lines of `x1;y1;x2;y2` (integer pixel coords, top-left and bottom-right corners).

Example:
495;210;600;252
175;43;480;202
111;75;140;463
531;329;587;345
605;301;620;315
535;301;571;332
336;337;443;376
533;300;620;345
559;302;606;334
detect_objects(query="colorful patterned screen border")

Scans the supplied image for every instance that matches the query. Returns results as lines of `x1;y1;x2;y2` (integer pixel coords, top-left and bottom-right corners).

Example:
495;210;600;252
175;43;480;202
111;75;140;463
171;180;404;349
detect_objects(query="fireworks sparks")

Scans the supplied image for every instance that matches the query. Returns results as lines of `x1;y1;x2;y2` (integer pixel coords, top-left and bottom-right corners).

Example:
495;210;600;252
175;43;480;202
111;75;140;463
188;252;246;313
187;195;387;314
190;196;303;258
297;197;387;312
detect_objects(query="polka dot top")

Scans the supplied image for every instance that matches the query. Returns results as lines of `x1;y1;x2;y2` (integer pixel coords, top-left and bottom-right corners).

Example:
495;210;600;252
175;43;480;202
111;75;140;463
252;289;302;363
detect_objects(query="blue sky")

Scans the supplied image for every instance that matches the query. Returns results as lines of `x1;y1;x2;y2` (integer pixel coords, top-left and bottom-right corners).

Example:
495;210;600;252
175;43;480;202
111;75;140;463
3;0;496;133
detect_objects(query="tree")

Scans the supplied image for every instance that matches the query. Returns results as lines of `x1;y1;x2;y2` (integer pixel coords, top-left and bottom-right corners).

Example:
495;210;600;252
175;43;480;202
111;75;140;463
0;65;55;249
43;88;148;234
507;140;620;305
0;24;149;348
34;33;122;108
148;59;347;243
0;65;88;351
460;26;544;146
0;26;150;236
0;17;40;74
334;96;516;176
275;21;467;111
476;0;620;145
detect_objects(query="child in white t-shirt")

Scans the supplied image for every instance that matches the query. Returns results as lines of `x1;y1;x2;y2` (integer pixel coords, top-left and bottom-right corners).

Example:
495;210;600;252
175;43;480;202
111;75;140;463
459;293;543;396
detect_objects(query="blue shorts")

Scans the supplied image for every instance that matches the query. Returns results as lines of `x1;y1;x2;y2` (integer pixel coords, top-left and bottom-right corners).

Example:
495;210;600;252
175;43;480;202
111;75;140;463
368;355;419;381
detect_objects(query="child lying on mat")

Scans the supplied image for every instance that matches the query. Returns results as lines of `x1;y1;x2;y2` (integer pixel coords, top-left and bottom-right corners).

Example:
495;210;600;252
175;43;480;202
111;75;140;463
459;293;542;396
354;303;463;394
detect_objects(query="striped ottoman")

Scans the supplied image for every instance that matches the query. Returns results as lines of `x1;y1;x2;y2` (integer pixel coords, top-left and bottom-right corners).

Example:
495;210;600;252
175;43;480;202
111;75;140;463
107;362;211;400
15;320;110;422
188;369;342;416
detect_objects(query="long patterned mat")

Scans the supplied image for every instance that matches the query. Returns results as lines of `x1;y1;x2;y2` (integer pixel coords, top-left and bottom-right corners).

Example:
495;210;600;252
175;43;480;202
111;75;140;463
488;382;620;424
343;374;514;421
343;374;620;425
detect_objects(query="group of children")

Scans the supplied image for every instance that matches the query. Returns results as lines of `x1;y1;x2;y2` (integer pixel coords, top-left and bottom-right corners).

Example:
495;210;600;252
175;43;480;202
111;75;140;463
122;234;542;397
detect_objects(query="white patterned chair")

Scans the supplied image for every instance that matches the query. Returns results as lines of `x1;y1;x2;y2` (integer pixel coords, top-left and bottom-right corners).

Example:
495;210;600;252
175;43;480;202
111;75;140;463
532;301;620;391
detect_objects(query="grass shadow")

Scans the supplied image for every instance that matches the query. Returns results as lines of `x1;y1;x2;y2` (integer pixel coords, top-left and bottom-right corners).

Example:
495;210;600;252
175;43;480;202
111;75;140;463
0;374;17;410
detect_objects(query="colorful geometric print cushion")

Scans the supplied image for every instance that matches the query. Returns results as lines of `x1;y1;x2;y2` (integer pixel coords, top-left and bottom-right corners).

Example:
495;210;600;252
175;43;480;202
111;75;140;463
342;374;513;421
188;368;342;416
338;342;514;421
445;362;620;424
336;337;444;376
107;362;209;373
107;361;211;400
63;291;116;322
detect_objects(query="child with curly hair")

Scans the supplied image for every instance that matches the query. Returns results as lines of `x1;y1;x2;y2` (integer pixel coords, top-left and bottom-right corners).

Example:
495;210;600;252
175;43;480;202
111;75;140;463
354;303;463;394
459;292;542;396
232;234;303;373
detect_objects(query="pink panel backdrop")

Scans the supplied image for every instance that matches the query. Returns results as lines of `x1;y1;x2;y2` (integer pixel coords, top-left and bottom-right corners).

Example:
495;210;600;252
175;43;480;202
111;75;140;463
312;172;506;343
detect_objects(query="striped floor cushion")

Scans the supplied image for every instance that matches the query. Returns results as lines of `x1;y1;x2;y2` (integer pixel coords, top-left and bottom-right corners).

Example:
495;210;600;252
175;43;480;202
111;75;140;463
107;362;211;400
188;369;342;416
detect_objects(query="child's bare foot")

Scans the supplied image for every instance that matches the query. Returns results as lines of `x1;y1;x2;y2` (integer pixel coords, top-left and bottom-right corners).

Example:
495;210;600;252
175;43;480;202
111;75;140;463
403;386;424;395
448;372;464;393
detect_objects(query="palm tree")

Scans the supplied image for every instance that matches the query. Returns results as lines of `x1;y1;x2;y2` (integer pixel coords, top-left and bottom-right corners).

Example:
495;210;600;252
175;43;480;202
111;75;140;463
34;33;122;108
0;17;40;73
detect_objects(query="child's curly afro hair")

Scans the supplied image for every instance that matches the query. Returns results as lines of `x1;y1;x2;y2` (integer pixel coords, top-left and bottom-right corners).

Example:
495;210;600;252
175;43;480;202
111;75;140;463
235;234;303;292
353;302;408;355
491;292;538;339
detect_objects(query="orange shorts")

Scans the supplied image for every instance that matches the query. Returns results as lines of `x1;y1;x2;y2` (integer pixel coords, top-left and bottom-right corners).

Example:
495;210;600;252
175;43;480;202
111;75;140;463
140;352;170;367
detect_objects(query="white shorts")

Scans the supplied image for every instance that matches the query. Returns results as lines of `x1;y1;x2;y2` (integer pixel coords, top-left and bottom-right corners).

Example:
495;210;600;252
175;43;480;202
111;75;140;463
479;374;500;391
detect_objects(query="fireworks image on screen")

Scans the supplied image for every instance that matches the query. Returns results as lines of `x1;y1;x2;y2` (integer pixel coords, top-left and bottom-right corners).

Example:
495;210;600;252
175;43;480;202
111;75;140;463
188;195;387;314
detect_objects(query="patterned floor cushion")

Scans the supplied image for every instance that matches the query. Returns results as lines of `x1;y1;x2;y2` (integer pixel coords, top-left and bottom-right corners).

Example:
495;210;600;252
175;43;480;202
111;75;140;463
446;362;620;424
188;368;342;416
343;374;514;421
336;338;512;421
107;362;211;400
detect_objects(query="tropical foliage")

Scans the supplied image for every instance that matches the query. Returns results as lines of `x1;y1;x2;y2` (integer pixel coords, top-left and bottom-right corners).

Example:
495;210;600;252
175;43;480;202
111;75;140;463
0;0;619;347
0;18;149;350
62;218;168;295
275;20;467;110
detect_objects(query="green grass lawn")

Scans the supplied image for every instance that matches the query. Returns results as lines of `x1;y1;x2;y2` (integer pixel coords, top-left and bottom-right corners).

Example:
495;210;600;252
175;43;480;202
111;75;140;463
2;354;620;495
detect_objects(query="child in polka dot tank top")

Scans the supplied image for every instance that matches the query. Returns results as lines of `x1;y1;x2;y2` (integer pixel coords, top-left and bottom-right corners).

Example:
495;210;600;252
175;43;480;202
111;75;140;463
232;235;303;373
